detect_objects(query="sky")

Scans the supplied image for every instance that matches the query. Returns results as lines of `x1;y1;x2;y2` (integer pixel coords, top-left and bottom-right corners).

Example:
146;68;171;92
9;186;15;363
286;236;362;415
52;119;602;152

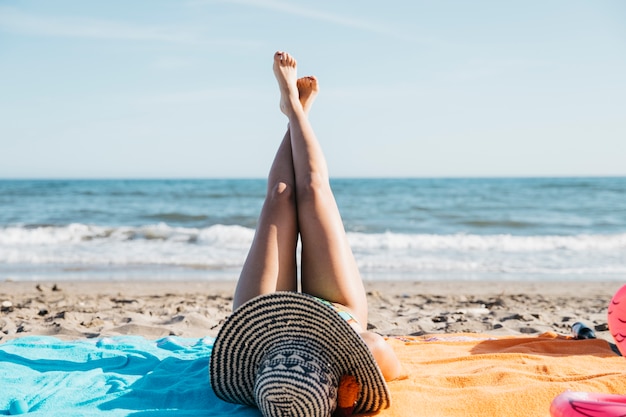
1;1;625;179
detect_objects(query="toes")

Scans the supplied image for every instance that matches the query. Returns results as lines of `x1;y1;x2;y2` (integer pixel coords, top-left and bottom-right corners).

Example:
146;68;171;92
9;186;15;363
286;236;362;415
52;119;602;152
275;51;296;67
274;51;288;67
298;76;318;91
297;76;313;85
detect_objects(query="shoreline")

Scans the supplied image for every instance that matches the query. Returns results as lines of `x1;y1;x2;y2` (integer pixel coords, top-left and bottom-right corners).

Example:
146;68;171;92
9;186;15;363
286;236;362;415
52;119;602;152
1;280;622;343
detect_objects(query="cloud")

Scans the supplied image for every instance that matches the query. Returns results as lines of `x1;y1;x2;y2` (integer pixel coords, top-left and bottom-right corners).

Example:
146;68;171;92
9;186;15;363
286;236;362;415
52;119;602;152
192;0;432;44
0;5;257;46
246;0;453;47
226;0;387;32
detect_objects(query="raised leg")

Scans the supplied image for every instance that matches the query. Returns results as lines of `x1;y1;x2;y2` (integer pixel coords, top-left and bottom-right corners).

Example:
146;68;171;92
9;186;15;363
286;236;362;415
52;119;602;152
272;51;369;325
232;74;320;310
233;130;298;309
234;52;403;381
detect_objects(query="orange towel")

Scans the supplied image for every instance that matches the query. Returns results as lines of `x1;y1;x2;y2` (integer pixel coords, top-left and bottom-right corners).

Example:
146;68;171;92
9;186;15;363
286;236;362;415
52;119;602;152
369;333;626;417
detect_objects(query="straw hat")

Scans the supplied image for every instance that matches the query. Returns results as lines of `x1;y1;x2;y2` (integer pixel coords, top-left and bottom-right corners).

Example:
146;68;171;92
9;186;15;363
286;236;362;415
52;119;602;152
210;291;390;416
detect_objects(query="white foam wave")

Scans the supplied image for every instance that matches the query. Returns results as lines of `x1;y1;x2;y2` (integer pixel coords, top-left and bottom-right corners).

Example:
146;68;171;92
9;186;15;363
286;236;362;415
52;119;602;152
348;232;626;277
0;223;254;269
0;223;255;245
347;231;626;252
1;224;625;279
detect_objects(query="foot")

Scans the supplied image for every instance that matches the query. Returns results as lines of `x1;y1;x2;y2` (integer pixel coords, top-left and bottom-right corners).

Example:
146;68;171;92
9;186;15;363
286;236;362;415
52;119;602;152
297;76;319;116
273;51;301;117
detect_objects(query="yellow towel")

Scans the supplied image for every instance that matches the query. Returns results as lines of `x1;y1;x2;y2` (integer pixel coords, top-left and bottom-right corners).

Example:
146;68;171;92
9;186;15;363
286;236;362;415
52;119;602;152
369;333;626;417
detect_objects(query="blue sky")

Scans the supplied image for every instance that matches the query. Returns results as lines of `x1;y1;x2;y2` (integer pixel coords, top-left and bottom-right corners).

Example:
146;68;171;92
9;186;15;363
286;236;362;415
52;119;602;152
1;1;625;178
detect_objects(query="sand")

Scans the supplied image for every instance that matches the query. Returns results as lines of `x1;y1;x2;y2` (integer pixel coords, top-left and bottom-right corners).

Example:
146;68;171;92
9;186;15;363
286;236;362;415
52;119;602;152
0;280;623;343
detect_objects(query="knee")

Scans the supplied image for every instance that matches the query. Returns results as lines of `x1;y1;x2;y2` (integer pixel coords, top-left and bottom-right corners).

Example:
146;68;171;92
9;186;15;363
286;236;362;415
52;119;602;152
361;331;388;356
268;181;295;205
296;172;330;203
360;331;403;381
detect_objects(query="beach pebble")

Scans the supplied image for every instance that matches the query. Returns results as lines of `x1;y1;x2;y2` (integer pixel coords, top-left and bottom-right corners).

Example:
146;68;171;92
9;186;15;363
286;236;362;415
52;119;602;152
2;301;12;308
9;398;29;414
456;308;490;317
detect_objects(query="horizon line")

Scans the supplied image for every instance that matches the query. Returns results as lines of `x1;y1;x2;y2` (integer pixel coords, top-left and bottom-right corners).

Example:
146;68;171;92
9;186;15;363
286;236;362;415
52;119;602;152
1;174;625;181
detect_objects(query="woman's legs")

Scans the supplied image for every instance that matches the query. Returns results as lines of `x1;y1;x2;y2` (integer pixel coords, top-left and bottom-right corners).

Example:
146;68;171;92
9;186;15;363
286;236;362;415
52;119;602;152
273;51;369;325
234;52;402;381
233;130;298;309
232;73;320;309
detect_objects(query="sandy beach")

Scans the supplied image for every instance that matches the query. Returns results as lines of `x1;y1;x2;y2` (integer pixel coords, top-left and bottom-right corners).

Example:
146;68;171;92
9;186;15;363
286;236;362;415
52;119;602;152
1;280;622;344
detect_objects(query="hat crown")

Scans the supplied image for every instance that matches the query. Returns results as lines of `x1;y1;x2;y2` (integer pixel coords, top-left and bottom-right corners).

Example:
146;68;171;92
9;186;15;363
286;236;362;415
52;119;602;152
254;341;338;417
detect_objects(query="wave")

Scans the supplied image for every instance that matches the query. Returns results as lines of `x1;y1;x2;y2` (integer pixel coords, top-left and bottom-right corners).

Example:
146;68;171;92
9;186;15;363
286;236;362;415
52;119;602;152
1;224;625;279
3;223;625;250
347;231;626;252
142;213;211;224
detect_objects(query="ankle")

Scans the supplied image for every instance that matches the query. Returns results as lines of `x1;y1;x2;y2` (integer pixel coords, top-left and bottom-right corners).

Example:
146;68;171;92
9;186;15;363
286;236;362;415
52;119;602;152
281;95;304;118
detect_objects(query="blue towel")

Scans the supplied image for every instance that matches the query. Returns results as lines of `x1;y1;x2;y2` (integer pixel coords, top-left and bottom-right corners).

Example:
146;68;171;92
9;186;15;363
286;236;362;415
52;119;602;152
0;336;261;416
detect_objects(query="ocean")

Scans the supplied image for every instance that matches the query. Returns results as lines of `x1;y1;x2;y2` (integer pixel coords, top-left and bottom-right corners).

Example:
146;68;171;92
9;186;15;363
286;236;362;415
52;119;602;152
1;177;625;282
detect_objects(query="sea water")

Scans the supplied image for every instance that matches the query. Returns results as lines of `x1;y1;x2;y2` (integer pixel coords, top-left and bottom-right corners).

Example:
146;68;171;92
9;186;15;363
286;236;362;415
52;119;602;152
0;178;625;282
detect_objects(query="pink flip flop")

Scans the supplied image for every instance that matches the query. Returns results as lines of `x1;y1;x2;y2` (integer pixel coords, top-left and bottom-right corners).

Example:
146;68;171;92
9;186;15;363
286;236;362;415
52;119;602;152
549;285;626;417
551;391;626;417
608;284;626;356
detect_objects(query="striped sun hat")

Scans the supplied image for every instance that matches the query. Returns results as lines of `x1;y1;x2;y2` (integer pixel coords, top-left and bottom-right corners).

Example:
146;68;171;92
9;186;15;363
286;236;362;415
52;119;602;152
209;291;391;417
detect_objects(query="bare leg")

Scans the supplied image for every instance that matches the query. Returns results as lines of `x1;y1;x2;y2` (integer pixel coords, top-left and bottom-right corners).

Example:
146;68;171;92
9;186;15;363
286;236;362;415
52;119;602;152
233;131;298;309
232;75;319;309
240;52;403;381
273;52;405;381
272;51;369;325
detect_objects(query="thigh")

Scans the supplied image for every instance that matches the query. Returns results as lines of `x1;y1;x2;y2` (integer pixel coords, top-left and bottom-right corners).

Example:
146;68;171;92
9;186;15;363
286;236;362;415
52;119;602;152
233;182;298;309
298;185;368;325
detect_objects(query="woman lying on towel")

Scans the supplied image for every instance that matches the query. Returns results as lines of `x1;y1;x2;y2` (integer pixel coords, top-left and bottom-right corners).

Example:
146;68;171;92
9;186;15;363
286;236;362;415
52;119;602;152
210;51;403;417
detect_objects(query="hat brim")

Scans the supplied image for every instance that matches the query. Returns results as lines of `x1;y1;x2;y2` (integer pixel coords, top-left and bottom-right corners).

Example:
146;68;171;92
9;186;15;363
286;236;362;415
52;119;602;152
210;291;391;414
